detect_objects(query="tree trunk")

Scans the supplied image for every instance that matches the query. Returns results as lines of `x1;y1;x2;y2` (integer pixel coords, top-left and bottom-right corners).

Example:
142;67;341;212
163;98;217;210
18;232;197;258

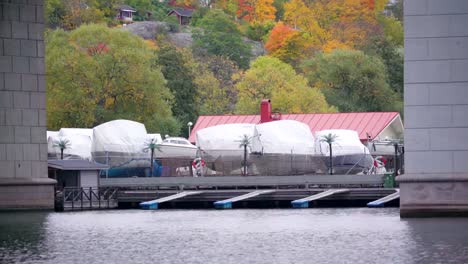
150;149;154;177
243;145;247;176
329;143;333;175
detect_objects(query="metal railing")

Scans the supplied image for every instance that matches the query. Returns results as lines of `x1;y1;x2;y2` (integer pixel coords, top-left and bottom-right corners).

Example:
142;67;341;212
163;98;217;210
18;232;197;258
55;187;119;211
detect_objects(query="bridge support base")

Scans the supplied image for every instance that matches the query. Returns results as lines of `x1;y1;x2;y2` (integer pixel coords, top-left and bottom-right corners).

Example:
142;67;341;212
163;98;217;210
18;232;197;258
0;178;56;210
398;174;468;217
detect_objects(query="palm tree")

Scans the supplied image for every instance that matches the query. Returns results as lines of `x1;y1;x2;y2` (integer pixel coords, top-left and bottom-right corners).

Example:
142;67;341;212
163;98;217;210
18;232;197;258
236;134;253;176
53;138;71;160
143;138;161;177
320;133;338;175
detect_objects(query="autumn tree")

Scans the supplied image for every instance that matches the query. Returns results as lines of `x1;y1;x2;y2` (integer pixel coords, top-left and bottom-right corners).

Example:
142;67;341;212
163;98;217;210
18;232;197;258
303;49;402;113
235;56;335;114
265;22;313;67
192;9;251;69
283;0;384;52
45;0;105;30
46;24;179;135
253;0;276;23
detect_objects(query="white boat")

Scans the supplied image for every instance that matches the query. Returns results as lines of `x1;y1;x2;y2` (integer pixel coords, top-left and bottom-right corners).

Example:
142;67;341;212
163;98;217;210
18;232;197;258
156;137;198;159
315;129;374;174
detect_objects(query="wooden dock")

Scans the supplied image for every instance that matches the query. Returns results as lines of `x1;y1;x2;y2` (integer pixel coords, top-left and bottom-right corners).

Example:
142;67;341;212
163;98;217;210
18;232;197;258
56;174;398;210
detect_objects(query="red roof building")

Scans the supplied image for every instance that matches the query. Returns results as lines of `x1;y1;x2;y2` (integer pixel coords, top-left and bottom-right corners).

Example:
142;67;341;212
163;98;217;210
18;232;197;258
189;102;403;144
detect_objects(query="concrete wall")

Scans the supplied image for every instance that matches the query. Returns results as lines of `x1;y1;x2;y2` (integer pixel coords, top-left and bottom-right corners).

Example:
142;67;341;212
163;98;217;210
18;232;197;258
0;0;55;209
400;0;468;216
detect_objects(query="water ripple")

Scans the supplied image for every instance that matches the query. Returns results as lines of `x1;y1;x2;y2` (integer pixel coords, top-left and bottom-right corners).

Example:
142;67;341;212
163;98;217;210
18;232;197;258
1;209;468;263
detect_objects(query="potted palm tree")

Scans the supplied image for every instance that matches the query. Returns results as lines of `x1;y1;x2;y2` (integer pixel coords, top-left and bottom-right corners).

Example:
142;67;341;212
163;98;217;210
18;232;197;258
53;138;71;160
236;134;253;176
320;133;338;175
143;138;161;177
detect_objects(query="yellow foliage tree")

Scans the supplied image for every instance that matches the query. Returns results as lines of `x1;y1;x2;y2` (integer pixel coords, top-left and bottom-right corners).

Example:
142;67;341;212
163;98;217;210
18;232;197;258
235;56;336;114
253;0;276;23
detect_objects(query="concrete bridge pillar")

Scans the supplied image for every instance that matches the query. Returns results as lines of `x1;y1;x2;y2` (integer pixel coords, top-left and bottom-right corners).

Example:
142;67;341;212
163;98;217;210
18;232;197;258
0;0;55;209
399;0;468;216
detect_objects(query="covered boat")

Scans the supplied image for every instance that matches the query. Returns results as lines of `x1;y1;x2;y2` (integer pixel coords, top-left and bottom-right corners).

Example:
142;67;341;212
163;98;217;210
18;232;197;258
250;120;326;175
196;123;255;175
47;130;93;160
92;120;149;168
315;129;373;174
47;131;59;159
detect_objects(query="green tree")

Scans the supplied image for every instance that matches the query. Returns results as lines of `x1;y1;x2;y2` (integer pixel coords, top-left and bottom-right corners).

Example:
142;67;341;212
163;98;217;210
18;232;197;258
156;44;199;137
235;56;335;114
246;21;275;42
143;138;161;176
303;49;402;113
46;24;178;135
320;133;338;175
386;0;403;22
45;0;67;28
194;65;229;115
236;134;253;176
53;138;71;160
193;52;241;113
192;9;252;69
365;36;403;96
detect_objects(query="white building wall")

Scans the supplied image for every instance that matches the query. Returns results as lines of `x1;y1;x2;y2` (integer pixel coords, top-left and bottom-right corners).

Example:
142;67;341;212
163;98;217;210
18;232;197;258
80;171;99;189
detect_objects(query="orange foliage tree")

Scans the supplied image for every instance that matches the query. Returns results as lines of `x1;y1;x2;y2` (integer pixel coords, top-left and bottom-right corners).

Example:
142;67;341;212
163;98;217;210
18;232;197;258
265;22;296;52
283;0;383;52
237;0;276;23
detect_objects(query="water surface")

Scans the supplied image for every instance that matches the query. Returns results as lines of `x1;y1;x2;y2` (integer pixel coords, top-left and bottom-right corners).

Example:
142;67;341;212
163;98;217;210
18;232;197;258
1;209;467;263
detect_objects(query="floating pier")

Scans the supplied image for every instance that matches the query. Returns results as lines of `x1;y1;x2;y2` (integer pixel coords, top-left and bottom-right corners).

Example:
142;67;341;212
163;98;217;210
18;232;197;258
367;189;400;207
140;191;203;210
291;189;350;208
214;190;276;209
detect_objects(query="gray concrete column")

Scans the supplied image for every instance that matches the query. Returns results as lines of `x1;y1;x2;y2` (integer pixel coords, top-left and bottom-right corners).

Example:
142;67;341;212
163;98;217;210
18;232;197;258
0;0;55;209
399;0;468;216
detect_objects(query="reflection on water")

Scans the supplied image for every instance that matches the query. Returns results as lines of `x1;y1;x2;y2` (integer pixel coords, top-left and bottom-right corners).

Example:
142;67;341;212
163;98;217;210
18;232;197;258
1;209;467;263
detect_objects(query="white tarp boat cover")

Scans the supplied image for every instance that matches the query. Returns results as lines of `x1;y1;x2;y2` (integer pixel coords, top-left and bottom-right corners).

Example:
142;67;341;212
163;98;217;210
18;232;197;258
58;128;93;138
147;133;163;143
47;133;92;160
47;131;59;156
62;134;92;160
47;129;94;160
252;120;315;155
92;119;148;156
315;129;370;156
196;123;255;151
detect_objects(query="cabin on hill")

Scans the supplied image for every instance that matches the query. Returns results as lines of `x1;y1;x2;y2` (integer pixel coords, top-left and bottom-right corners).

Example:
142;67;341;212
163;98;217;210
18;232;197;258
116;5;137;22
168;8;194;25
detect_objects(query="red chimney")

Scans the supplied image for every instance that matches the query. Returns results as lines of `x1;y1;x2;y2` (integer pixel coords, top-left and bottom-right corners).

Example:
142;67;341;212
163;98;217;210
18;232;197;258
260;99;272;123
